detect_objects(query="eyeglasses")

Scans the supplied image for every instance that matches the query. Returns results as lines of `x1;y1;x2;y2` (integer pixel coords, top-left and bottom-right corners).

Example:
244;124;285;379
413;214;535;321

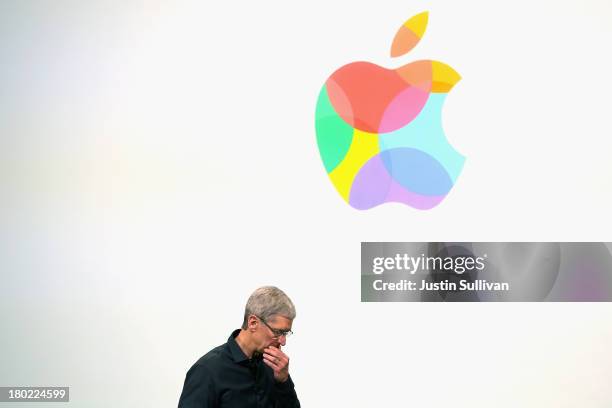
256;316;293;338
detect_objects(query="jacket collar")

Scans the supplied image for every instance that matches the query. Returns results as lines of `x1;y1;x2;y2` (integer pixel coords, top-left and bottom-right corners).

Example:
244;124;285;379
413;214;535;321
227;329;249;364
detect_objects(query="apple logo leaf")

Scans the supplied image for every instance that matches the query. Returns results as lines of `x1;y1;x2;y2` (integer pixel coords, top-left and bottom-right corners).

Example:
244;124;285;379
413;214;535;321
390;11;429;58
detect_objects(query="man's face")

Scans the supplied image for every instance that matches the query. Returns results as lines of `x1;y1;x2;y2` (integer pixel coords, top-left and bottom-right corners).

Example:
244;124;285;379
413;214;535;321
254;315;293;351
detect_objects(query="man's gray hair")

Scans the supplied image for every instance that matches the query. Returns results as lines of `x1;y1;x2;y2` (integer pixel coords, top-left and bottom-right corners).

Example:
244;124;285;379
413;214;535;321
242;286;296;329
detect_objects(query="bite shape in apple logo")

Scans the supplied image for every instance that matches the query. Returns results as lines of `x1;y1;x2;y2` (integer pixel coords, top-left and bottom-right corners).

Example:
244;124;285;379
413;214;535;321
315;12;464;210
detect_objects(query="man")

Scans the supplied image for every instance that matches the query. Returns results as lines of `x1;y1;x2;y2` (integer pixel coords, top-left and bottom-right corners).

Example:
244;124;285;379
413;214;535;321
178;286;300;407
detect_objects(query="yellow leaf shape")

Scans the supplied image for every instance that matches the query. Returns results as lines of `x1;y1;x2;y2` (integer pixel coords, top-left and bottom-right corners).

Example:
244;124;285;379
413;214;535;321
329;130;379;202
431;61;461;93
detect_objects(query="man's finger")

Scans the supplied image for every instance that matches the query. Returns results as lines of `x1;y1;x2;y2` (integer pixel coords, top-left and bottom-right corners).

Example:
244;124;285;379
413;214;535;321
264;353;287;367
264;347;287;359
263;353;282;365
263;356;279;370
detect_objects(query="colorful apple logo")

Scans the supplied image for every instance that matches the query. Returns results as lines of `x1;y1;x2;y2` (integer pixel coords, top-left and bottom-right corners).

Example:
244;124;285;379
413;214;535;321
315;12;464;210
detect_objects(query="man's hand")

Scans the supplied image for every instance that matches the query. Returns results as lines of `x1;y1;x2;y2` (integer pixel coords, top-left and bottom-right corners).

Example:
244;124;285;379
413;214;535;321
263;346;290;383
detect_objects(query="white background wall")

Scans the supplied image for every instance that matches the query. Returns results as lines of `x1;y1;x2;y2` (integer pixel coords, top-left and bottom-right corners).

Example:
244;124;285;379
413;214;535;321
1;0;612;407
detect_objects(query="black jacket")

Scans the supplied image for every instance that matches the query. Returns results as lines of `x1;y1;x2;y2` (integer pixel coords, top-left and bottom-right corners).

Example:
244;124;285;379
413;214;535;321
178;330;300;408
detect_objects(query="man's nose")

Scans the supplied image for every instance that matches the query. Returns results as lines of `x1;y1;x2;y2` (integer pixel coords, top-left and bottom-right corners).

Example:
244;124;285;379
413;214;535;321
279;335;287;346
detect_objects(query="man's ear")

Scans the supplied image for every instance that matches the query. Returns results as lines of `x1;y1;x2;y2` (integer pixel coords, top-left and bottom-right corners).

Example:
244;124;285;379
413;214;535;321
247;315;258;332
